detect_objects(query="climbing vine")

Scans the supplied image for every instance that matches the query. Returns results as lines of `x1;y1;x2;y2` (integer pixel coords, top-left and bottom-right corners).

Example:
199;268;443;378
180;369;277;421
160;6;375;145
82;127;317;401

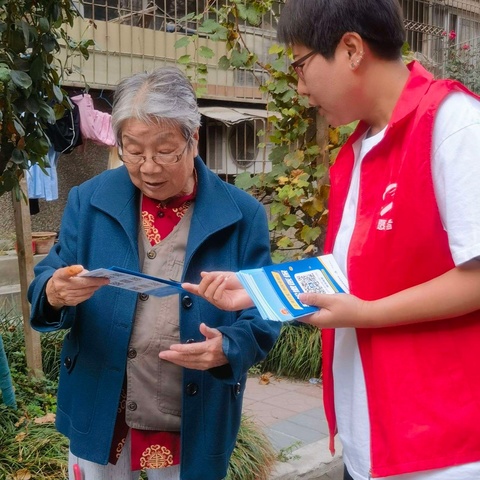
176;0;353;261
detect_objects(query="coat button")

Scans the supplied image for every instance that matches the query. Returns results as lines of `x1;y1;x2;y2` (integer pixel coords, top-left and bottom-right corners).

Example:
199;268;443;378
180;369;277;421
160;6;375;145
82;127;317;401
139;293;149;301
234;382;242;396
185;382;199;396
185;338;196;344
127;348;137;359
63;356;72;369
147;250;156;259
127;401;137;411
182;295;193;309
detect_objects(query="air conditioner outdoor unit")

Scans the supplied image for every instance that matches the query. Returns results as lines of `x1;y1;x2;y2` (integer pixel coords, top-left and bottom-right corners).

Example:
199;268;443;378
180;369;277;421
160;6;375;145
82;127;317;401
204;117;273;176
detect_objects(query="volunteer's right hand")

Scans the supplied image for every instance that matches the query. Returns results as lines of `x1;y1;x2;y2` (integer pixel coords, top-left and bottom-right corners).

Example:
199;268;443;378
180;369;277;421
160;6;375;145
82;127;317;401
182;271;254;312
46;265;110;309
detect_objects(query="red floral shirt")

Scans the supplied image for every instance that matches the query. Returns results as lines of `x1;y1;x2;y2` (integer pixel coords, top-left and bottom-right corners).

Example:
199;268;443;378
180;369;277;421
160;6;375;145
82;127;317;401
109;183;196;471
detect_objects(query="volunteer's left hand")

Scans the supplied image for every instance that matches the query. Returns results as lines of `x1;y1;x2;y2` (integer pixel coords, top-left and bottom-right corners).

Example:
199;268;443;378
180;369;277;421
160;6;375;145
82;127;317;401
159;322;228;369
298;292;370;328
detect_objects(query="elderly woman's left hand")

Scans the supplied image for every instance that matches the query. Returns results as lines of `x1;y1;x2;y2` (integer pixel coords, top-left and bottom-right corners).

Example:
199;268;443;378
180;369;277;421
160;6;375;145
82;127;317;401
158;323;228;370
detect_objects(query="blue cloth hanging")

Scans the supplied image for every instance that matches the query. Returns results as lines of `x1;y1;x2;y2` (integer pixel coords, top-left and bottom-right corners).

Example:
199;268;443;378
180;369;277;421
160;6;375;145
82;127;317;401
27;146;61;201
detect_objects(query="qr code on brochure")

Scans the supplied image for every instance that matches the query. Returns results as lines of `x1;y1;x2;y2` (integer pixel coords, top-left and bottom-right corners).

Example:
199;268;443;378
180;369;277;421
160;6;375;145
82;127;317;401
295;270;332;294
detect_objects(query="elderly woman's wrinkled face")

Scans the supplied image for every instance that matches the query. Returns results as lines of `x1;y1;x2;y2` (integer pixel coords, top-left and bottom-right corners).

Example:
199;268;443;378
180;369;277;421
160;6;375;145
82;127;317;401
120;118;198;201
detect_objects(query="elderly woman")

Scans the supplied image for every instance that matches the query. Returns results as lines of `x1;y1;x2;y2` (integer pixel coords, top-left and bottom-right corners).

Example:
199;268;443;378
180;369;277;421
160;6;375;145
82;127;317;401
28;66;280;480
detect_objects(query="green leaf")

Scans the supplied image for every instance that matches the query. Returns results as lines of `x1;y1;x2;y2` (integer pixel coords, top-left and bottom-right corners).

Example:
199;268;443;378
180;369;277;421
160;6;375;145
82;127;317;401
230;49;249;68
0;64;10;82
38;102;56;124
246;8;261;26
277;236;294;248
198;19;222;34
21;20;30;46
174;36;192;49
41;33;58;53
269;44;284;55
52;84;63;103
26;96;40;114
218;55;231;70
177;55;191;65
11;148;27;165
10;70;32;89
283;214;298;227
29;55;44;81
210;27;228;42
38;17;50;33
234;172;257;190
10;29;26;54
272;58;286;71
12;118;25;137
300;225;321;244
198;46;214;59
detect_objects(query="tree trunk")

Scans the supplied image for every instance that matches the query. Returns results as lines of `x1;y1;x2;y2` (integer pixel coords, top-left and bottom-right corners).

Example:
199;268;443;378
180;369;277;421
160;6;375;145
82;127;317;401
12;176;43;377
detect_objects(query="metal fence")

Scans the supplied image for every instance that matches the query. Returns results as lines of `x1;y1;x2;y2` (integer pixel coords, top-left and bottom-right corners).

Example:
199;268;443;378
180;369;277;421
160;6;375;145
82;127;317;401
62;0;480;178
400;0;480;91
65;0;280;101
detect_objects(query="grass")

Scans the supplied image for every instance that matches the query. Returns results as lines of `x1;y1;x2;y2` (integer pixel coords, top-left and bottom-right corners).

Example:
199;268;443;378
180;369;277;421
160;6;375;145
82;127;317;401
226;415;277;480
1;308;67;480
259;322;322;381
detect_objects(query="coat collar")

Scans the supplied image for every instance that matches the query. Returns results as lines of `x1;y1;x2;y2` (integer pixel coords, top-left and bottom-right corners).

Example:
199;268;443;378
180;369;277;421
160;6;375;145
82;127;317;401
89;158;243;256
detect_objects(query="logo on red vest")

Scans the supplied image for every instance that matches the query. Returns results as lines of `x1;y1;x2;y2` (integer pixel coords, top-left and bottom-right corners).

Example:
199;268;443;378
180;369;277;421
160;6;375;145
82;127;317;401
377;183;397;231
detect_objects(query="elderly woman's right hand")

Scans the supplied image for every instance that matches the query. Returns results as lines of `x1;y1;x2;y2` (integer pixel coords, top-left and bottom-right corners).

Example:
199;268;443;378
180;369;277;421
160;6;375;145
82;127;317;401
46;265;110;310
182;271;254;312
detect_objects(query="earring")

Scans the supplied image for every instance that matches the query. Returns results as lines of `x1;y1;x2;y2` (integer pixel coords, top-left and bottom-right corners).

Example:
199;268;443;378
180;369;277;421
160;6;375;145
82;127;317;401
350;51;364;70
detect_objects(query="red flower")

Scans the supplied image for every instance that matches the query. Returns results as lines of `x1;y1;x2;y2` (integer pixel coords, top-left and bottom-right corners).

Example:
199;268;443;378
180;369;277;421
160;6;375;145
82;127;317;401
462;44;470;50
449;30;457;40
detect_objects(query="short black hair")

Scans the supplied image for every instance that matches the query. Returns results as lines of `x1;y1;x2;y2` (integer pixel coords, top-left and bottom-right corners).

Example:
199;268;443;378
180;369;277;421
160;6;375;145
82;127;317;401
277;0;406;61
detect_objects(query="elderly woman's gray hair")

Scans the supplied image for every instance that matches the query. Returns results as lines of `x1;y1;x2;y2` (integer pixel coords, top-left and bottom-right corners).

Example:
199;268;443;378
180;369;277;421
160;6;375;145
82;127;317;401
111;66;201;144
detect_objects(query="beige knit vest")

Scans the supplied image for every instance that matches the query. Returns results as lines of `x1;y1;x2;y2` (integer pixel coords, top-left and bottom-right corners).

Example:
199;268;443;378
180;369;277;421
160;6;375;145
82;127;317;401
125;205;193;431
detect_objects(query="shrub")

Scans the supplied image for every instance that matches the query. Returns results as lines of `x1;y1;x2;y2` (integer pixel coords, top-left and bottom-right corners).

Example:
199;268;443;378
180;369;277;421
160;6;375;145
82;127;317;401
260;322;321;381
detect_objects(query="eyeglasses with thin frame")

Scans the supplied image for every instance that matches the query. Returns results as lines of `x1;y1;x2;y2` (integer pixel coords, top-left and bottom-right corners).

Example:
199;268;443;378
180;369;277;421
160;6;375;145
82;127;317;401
291;50;317;81
118;138;191;166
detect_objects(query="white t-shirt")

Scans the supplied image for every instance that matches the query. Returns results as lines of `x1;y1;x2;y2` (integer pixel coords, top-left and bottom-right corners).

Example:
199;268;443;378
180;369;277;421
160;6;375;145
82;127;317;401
332;92;480;480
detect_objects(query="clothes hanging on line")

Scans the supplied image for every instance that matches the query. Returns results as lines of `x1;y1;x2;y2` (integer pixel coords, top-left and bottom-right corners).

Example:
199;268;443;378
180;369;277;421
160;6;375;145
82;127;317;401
27;147;61;201
45;102;83;154
29;198;40;215
71;93;116;147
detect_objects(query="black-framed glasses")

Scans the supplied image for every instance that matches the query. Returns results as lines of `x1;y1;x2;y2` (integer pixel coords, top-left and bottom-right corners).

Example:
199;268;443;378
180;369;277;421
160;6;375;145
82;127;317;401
291;51;317;81
118;139;191;166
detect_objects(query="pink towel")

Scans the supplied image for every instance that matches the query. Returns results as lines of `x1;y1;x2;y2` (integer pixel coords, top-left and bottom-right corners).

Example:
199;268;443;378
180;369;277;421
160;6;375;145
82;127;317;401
71;93;116;146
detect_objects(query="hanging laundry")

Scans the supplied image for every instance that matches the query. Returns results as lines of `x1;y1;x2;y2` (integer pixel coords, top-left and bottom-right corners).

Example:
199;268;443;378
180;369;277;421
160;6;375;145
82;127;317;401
71;93;116;146
29;198;40;215
45;101;83;154
26;146;61;201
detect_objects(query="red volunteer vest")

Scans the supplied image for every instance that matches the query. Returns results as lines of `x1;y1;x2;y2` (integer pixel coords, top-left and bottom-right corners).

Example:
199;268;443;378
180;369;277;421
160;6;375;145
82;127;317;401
323;61;480;477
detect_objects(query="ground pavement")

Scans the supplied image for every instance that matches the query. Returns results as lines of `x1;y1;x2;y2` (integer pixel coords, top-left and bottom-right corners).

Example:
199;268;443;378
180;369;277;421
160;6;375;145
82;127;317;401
242;375;344;480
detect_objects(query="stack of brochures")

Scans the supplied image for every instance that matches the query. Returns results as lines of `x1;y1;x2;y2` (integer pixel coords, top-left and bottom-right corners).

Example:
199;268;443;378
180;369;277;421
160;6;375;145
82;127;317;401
236;254;349;322
82;266;185;297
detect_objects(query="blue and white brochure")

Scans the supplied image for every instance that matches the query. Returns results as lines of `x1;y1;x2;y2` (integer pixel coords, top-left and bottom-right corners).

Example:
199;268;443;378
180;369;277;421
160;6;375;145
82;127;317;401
236;254;349;322
81;266;185;297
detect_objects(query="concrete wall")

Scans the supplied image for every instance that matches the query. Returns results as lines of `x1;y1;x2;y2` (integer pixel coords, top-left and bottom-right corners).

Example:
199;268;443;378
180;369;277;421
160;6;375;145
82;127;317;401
0;142;109;244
